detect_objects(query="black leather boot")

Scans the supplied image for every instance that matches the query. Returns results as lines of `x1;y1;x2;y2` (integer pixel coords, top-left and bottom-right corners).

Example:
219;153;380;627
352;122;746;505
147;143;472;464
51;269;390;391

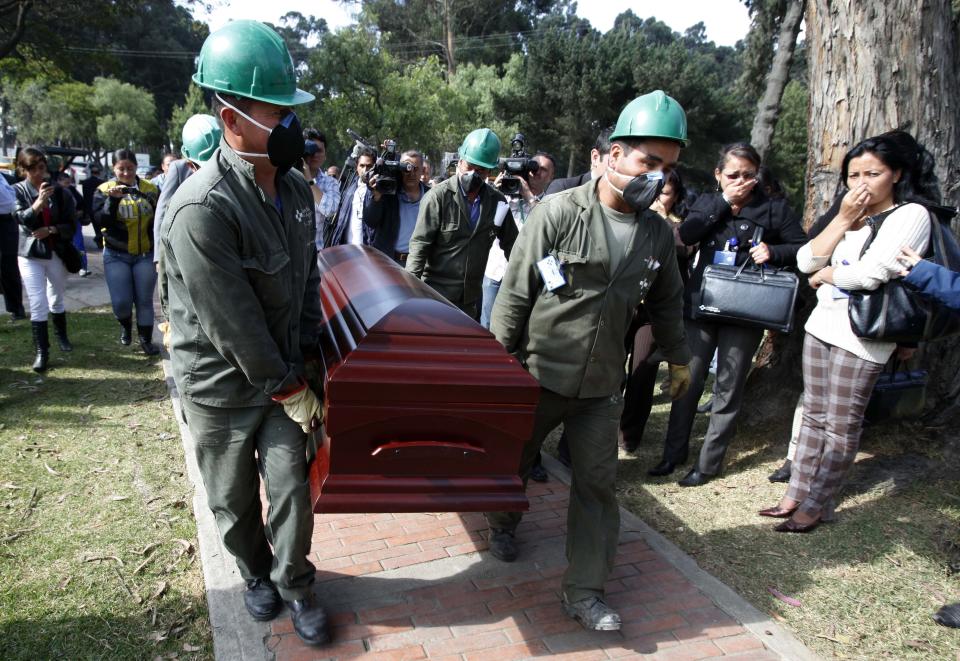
118;316;132;345
31;321;50;372
138;325;160;356
51;312;73;351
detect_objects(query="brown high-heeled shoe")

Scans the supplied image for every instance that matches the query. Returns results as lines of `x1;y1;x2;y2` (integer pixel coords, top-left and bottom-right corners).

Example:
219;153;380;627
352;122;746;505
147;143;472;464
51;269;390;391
758;505;797;518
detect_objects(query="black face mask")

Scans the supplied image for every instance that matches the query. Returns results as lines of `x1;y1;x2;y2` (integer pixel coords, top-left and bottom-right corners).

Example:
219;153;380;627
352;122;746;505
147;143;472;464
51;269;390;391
218;93;305;174
459;170;484;194
606;168;665;211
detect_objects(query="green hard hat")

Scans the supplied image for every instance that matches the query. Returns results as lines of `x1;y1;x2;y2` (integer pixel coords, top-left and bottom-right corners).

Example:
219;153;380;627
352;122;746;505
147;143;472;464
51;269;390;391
458;128;501;169
181;114;222;164
192;20;314;106
610;90;687;146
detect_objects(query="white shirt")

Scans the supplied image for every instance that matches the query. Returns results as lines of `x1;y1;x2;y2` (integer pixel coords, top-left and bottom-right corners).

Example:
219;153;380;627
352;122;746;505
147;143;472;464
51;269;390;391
484;197;535;282
798;202;931;363
349;183;366;246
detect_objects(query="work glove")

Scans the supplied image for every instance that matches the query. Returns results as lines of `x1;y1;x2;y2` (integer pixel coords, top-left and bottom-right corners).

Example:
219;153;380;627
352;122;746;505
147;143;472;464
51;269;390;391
667;363;691;401
272;381;324;433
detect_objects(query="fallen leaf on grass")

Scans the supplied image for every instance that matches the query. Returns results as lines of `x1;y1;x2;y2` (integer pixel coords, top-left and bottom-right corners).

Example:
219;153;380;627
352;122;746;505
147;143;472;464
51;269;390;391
58;575;73;590
146;631;168;643
44;462;60;475
0;483;21;490
182;643;201;652
152;581;168;599
815;633;851;644
767;587;801;607
108;495;129;501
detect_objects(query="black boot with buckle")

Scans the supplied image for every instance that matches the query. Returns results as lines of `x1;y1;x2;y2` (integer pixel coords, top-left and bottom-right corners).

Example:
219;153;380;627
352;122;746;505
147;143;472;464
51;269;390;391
118;316;133;345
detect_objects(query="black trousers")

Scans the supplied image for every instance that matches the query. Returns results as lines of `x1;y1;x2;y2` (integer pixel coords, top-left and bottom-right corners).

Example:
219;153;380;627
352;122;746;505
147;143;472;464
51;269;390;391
660;318;763;475
0;213;24;315
619;324;659;446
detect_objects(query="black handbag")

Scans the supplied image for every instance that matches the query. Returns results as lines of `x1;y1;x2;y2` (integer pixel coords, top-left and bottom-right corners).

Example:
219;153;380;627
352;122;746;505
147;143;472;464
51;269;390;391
848;205;960;342
864;361;927;424
54;240;82;273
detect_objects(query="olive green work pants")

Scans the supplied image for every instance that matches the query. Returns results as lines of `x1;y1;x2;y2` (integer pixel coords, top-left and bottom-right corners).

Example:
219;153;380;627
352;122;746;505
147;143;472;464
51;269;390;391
486;388;624;603
181;398;316;602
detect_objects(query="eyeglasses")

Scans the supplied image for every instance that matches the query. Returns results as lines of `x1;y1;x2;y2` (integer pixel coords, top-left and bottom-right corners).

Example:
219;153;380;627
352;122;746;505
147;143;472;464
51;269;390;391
723;171;757;180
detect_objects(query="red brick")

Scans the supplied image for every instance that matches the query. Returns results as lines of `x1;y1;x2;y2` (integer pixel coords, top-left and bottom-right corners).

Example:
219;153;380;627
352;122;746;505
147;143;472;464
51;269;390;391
331;616;414;643
358;598;440;624
463;639;550;661
604;632;680;657
380;547;449;570
541;627;626;655
619;613;688;637
473;569;542;591
486;589;560;614
650;639;723;661
315;537;387;561
339;645;427;660
415;601;491;627
714;651;779;660
316;560;384;580
405;578;477;603
420;530;485;550
367;625;454;652
680;607;738;628
271;633;366;661
351;542;421;564
503;615;583;642
672;623;745;642
713;633;765;654
505;576;561;598
311;523;381;543
333;513;396;529
313;555;354;571
539;651;608;661
523;601;569;624
615;549;663;565
645;593;714;615
384;527;452;547
438;585;512;610
448;612;518;637
445;540;488;556
424;630;511;656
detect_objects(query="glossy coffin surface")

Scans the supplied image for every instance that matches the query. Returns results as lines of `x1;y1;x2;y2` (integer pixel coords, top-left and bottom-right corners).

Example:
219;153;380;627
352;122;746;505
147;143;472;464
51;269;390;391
309;245;539;513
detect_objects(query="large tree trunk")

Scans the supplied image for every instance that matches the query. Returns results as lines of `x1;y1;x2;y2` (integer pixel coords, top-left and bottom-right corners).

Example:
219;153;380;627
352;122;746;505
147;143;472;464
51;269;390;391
745;0;960;429
750;0;806;160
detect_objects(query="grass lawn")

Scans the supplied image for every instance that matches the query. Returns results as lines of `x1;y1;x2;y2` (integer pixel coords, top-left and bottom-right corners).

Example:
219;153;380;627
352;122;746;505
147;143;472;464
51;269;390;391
545;372;960;660
0;308;211;660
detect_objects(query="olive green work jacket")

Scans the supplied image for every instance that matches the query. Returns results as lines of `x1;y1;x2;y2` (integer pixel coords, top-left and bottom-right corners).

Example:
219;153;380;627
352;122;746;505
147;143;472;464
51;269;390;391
161;141;323;407
490;179;691;399
405;175;518;313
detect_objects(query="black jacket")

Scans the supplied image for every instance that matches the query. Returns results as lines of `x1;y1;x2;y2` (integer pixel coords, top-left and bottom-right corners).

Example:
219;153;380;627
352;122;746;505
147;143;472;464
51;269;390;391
362;182;428;260
545;171;592;196
13;181;77;258
678;191;806;318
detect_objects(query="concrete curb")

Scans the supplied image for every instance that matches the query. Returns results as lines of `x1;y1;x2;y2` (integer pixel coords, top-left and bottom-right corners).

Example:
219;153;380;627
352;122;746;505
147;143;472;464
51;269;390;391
540;452;821;661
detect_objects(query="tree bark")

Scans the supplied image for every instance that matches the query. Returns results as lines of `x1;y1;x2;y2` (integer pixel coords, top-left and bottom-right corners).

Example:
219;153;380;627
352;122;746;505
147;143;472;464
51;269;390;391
744;0;960;430
750;0;806;160
442;0;456;75
0;0;32;61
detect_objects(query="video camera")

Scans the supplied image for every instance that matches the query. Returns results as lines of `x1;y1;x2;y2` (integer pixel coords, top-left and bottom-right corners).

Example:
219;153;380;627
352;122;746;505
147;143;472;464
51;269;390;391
366;139;414;196
497;133;539;197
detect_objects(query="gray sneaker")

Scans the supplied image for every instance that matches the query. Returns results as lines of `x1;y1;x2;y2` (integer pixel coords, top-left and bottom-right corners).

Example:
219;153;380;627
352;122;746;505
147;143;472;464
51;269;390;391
563;596;622;631
487;528;518;562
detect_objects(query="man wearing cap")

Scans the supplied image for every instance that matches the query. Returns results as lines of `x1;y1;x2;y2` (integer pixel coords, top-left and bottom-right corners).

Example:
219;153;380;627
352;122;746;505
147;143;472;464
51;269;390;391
161;21;329;646
405;128;518;320
484;91;693;631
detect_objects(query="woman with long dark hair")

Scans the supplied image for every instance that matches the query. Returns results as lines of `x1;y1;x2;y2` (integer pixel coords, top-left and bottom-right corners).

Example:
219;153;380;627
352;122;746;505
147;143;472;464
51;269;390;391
93;149;160;355
760;130;937;532
13;147;77;371
651;143;806;484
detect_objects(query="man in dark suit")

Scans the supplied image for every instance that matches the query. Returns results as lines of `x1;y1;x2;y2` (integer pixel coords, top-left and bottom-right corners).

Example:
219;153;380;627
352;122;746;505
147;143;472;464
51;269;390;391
545;126;614;196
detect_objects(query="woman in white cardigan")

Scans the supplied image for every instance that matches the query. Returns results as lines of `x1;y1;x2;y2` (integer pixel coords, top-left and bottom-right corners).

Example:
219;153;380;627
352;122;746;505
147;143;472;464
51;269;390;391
759;131;939;533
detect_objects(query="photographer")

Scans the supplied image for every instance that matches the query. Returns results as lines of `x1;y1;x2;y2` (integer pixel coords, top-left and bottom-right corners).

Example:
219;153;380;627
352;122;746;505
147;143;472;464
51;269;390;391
302;128;340;250
406;128;518;320
362;149;427;265
93;148;161;356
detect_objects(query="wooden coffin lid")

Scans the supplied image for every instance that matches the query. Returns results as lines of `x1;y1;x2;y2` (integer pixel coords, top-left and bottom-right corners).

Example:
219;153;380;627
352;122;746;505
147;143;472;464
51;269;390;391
316;245;539;405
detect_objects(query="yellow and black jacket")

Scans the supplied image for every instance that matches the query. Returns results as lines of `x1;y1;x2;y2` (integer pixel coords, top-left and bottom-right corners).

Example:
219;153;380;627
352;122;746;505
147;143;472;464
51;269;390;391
93;178;159;255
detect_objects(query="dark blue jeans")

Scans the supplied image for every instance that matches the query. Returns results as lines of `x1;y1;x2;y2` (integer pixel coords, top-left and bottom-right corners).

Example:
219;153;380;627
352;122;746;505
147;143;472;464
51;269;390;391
103;248;156;325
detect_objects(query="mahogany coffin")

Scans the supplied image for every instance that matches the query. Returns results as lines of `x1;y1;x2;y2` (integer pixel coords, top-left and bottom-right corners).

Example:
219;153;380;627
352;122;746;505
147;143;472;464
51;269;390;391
309;245;539;513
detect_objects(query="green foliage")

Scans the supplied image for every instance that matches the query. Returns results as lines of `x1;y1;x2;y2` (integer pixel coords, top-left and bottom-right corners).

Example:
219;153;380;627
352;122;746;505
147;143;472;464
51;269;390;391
766;79;808;210
93;77;159;151
167;84;209;154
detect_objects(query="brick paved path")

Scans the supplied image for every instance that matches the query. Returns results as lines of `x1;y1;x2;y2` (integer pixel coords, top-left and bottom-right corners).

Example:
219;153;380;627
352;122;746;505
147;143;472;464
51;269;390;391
263;479;790;661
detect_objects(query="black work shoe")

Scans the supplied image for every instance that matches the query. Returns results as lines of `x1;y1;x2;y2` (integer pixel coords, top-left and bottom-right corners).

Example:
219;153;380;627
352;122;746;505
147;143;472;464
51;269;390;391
934;602;960;628
488;528;518;562
647;459;678;477
678;468;712;487
243;578;282;621
768;460;792;483
287;597;331;646
563;596;621;631
118;317;133;346
529;463;548;483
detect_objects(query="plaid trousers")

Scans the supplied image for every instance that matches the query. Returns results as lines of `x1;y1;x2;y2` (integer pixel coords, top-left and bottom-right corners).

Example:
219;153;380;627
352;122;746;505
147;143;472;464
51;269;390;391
786;333;883;519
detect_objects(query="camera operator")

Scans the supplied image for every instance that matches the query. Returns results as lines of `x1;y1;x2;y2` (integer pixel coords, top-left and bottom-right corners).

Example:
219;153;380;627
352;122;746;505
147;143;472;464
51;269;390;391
481;150;555;328
324;147;375;248
405;128;518;321
302;128;340;250
363;149;427;266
